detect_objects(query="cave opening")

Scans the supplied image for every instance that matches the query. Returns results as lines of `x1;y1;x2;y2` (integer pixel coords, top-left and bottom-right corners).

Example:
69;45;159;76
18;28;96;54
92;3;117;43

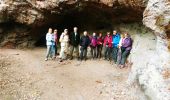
33;2;144;47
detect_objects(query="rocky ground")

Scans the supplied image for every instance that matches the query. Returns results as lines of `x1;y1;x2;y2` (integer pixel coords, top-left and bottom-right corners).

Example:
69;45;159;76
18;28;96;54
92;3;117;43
0;48;147;100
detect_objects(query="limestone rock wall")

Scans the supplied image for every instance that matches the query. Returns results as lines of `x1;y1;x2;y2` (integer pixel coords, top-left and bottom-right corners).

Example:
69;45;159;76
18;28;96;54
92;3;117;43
127;0;170;100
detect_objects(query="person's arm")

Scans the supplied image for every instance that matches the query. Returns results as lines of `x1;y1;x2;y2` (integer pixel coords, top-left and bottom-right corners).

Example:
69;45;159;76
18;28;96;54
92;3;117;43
59;34;64;42
80;37;82;46
88;37;91;47
65;35;69;42
46;34;52;42
77;34;80;44
110;37;113;45
103;36;106;45
123;38;132;47
69;33;72;42
118;38;122;48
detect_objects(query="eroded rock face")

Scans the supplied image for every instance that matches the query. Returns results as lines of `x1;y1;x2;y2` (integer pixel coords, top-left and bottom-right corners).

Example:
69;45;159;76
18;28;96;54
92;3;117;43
128;0;170;99
0;0;147;25
0;0;170;99
0;0;148;47
143;0;170;61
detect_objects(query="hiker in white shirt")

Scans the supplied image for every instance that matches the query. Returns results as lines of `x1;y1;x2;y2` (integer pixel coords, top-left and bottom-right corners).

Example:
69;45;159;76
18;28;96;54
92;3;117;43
45;28;55;61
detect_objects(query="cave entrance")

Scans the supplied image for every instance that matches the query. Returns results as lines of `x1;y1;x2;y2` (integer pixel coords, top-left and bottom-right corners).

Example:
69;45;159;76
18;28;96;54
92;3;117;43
34;2;143;47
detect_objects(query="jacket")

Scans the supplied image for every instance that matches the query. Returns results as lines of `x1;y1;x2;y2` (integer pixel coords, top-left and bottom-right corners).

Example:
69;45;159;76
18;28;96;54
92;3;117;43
54;33;58;44
59;34;69;47
46;33;55;46
90;36;98;47
104;35;112;48
97;36;103;46
80;35;91;48
122;37;132;51
112;33;120;48
69;32;80;47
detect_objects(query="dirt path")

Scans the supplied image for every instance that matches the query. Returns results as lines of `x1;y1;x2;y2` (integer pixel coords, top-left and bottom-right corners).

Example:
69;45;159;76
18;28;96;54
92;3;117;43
0;48;146;100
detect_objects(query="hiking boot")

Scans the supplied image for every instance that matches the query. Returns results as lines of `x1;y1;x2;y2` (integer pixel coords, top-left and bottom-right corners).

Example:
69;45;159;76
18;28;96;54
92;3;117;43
69;57;73;60
59;59;63;62
120;65;125;69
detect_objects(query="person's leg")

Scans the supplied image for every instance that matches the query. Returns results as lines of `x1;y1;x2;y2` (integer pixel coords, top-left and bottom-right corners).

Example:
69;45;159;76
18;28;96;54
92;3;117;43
113;47;118;63
107;47;111;60
104;46;108;60
49;45;53;58
46;45;51;60
99;46;103;59
69;45;74;59
75;46;79;60
97;46;99;58
90;46;93;59
92;47;95;59
112;47;115;62
55;44;57;55
52;45;56;59
84;47;87;60
117;48;122;65
60;46;65;60
121;50;130;66
80;46;84;60
94;47;97;58
55;43;57;56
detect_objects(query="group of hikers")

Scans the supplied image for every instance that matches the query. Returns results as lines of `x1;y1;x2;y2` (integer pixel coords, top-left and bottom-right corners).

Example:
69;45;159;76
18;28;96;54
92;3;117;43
45;27;133;68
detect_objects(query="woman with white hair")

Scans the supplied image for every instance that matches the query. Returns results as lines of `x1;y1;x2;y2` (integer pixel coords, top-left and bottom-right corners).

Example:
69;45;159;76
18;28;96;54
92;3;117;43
59;29;69;62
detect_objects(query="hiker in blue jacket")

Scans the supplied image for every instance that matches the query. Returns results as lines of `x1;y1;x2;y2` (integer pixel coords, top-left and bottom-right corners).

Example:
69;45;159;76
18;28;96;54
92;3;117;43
112;30;120;64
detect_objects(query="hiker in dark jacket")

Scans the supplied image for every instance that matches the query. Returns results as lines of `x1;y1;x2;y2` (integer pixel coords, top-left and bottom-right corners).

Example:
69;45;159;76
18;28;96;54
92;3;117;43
97;33;103;59
90;32;98;59
69;27;80;60
120;32;132;68
80;31;91;61
112;30;120;64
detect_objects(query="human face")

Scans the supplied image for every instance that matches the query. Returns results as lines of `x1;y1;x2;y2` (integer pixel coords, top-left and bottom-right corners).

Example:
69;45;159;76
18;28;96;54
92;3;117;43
64;29;68;35
124;32;128;38
99;33;102;37
74;27;78;32
84;31;87;36
93;33;96;36
120;34;124;38
107;32;110;36
48;28;52;34
113;30;117;35
54;30;57;34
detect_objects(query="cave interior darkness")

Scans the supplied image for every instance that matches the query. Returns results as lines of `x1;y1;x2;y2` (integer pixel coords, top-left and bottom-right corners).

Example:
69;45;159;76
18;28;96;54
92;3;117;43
3;2;144;47
32;3;144;46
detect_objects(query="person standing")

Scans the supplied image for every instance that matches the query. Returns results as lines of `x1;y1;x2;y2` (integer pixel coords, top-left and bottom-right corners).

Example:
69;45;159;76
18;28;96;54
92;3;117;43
80;31;91;61
53;29;58;57
103;32;112;61
90;32;98;59
97;33;103;59
45;28;54;61
120;32;132;68
69;27;80;60
59;29;69;62
112;30;120;64
117;34;125;65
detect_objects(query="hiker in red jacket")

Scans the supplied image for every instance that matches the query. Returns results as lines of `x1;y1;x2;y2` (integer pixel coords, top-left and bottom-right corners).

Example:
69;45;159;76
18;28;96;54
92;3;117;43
97;33;103;59
103;32;112;61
